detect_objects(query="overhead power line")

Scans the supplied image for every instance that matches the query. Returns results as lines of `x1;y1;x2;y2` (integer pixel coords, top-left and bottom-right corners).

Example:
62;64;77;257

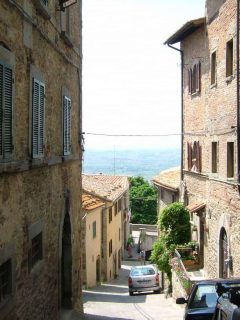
82;132;181;137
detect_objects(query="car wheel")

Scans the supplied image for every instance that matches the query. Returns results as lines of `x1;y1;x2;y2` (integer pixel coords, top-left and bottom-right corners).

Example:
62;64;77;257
154;289;161;294
129;291;134;296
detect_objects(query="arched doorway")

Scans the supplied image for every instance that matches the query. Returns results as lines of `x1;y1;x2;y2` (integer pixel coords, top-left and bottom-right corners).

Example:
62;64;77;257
61;212;72;308
219;227;228;278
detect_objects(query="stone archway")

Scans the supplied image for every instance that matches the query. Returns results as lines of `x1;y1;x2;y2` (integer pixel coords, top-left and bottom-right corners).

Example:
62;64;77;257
61;211;72;308
219;227;228;279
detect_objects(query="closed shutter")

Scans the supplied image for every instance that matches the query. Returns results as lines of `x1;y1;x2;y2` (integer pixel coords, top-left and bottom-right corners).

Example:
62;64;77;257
196;141;202;173
196;62;201;92
187;142;192;171
63;96;71;155
0;62;13;159
0;64;3;156
32;78;45;157
188;69;192;94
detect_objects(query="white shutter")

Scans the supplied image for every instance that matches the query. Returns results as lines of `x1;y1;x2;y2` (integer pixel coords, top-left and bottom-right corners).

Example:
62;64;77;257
32;78;45;157
63;96;71;155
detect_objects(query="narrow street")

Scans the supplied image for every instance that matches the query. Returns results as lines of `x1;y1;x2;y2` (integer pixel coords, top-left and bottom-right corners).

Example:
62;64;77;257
83;261;184;320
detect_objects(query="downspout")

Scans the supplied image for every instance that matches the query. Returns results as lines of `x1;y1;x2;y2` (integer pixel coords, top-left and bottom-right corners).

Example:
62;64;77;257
237;0;240;191
167;44;184;182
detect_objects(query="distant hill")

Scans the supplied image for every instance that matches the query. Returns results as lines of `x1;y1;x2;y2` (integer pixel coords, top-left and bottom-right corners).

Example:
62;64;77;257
83;148;181;181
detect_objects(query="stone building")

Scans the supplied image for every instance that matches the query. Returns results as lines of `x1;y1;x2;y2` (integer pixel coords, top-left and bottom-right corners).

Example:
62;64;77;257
152;167;180;215
0;0;82;319
82;174;130;282
165;0;240;279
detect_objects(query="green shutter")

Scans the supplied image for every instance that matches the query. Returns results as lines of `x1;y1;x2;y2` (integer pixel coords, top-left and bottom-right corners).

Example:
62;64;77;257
0;64;3;157
32;78;44;157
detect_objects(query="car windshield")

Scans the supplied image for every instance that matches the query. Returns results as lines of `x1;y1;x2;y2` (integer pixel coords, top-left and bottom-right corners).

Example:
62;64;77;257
131;267;155;276
189;284;218;309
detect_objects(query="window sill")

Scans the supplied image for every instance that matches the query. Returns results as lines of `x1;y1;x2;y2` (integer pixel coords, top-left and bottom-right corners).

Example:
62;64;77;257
191;91;200;98
226;75;235;84
33;0;51;20
210;82;217;89
60;31;74;48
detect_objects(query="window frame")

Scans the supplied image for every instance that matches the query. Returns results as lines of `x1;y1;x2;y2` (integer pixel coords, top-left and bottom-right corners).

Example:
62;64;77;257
211;51;217;86
32;78;45;158
226;39;233;78
63;95;72;156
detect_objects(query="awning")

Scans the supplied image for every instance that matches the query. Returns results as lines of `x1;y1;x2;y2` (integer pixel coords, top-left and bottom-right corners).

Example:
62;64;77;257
187;202;205;213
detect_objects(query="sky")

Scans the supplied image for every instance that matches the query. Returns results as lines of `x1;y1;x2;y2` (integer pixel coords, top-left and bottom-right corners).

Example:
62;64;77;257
82;0;206;150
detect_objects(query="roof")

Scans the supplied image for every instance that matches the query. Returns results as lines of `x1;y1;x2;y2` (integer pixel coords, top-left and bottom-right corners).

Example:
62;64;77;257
82;193;105;211
152;167;180;192
164;17;205;45
82;174;129;202
187;202;205;213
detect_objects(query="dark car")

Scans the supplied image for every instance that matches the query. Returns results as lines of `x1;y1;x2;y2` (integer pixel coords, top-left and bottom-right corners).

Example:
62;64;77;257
212;282;240;319
128;264;160;296
176;279;240;320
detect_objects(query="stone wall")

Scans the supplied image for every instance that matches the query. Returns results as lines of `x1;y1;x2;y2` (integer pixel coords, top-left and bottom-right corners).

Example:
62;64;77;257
0;0;82;318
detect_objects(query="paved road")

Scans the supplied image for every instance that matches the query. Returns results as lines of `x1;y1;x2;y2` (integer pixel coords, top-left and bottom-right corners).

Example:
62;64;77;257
83;261;184;320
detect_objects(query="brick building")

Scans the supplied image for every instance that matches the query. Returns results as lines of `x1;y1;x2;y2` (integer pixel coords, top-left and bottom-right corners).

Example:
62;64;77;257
0;0;82;319
165;0;240;279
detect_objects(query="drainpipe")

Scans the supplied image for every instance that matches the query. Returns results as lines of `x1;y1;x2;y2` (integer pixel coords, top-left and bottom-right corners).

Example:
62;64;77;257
237;0;240;191
167;44;184;182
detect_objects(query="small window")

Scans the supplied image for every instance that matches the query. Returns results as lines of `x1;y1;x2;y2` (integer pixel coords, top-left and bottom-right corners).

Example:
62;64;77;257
188;62;201;95
226;39;233;77
0;62;13;159
93;221;96;239
29;233;43;269
172;194;175;203
114;202;117;216
0;259;12;304
109;239;112;257
227;142;234;178
32;78;45;157
63;96;71;155
161;189;164;200
212;142;218;173
117;199;122;213
119;228;120;241
211;51;216;85
109;207;112;223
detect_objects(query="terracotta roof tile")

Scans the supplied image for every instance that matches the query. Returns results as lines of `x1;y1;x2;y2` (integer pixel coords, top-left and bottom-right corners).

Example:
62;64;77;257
82;193;105;211
152;167;180;191
82;174;129;202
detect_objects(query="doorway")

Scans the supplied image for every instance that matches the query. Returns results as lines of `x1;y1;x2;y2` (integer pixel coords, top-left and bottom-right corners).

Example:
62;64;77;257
219;227;228;278
61;212;72;308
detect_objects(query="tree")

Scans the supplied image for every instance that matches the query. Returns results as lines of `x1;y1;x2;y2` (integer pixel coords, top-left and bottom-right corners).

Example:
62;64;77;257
129;176;157;224
150;202;190;281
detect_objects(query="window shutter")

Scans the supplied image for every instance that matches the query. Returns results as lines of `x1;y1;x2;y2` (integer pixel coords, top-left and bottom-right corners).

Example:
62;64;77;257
187;142;192;171
63;96;71;155
196;62;201;92
196;141;202;173
188;69;192;94
4;66;13;156
32;79;45;157
0;64;3;157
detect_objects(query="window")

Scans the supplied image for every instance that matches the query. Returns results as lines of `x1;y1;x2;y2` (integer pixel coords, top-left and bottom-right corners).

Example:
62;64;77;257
172;194;176;203
188;62;201;94
212;142;218;173
32;78;45;157
29;232;43;270
109;239;112;257
63;96;71;155
114;202;117;216
109;207;112;223
187;141;202;173
226;39;233;77
161;189;164;200
33;0;50;19
0;259;12;304
0;62;13;159
119;228;120;241
227;142;234;178
60;7;73;46
117;199;122;213
93;221;96;239
211;51;216;85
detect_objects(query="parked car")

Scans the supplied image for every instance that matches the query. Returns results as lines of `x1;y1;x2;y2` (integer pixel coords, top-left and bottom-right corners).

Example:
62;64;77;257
128;264;160;296
212;282;240;319
176;279;240;320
